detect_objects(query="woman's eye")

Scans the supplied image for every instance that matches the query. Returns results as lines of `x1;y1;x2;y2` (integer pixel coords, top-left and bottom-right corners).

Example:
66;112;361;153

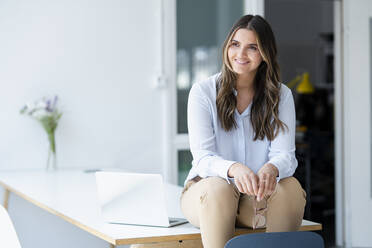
231;42;239;47
249;46;257;51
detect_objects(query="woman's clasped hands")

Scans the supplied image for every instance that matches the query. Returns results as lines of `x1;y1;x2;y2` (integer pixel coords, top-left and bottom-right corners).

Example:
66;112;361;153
228;162;279;201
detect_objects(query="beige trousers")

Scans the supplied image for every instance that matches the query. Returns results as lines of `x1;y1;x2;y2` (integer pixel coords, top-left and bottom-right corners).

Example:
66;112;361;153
180;176;306;248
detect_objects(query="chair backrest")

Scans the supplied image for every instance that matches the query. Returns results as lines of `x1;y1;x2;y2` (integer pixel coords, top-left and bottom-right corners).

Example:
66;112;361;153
0;204;22;248
225;231;324;248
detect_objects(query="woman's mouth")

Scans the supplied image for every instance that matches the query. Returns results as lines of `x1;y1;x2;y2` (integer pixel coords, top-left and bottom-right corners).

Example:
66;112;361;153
235;59;249;65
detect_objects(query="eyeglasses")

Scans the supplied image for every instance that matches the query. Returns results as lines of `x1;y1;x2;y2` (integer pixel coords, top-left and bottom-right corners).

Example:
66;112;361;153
252;196;268;229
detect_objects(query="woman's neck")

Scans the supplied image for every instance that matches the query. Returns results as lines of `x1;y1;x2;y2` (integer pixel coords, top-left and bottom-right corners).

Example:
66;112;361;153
236;72;256;92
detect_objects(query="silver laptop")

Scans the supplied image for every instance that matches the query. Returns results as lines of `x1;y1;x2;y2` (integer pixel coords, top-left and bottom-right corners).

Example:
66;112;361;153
95;171;188;227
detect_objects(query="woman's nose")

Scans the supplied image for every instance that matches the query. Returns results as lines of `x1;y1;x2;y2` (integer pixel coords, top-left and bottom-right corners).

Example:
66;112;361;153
237;47;247;57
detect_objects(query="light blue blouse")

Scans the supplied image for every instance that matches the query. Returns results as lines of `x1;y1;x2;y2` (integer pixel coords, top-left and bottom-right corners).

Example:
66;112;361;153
184;73;298;186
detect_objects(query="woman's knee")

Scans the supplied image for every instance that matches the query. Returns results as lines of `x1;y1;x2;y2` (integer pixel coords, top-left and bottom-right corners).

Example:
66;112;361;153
181;177;239;227
270;177;306;209
198;177;239;205
266;177;306;231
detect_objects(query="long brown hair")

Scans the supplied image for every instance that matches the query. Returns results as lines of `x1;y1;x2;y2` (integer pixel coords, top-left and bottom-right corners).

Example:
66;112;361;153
216;14;287;141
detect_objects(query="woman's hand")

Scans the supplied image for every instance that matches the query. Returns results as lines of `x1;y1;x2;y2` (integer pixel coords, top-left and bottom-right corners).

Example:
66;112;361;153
228;163;259;196
256;163;279;201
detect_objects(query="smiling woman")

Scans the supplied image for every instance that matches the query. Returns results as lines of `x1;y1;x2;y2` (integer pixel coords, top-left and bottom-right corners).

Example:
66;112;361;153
180;15;306;248
218;15;284;140
228;29;262;75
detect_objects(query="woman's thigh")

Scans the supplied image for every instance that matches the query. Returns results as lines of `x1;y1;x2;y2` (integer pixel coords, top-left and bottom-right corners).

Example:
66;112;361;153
180;176;240;228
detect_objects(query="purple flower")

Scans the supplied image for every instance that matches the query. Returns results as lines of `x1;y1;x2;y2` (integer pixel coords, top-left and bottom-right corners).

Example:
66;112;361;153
20;95;62;122
46;99;52;112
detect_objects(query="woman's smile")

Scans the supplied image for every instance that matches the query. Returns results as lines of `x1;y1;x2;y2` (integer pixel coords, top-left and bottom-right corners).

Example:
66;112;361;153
234;58;250;65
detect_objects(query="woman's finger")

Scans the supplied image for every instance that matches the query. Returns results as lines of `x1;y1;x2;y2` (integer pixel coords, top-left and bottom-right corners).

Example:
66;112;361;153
235;180;244;193
240;175;251;195
245;178;254;195
241;181;248;194
250;174;259;195
266;176;277;196
271;179;277;194
257;176;265;201
263;176;271;198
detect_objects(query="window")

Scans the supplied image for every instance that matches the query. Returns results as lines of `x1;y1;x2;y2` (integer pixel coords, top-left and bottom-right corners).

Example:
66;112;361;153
176;0;244;185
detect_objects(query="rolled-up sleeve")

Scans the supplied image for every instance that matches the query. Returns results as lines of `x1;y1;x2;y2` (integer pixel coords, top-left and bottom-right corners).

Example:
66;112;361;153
187;84;236;183
267;90;298;181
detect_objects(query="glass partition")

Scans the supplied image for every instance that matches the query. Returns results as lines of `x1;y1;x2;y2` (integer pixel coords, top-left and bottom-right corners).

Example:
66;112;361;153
178;150;193;186
176;0;244;133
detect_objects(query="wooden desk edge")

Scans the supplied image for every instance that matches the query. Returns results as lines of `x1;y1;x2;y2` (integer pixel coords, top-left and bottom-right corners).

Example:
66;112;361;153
0;181;117;245
115;223;322;245
0;180;322;246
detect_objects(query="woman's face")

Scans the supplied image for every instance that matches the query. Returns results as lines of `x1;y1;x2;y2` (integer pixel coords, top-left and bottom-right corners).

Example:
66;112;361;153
227;28;263;76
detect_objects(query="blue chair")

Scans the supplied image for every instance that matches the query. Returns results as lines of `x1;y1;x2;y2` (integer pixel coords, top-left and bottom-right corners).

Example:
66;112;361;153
225;231;324;248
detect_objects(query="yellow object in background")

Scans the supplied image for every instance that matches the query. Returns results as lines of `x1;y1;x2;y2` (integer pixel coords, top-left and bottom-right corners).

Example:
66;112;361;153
296;72;315;94
286;72;315;94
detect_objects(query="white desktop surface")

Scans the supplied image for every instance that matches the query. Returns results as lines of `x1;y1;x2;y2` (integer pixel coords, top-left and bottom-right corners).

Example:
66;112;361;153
0;170;321;246
0;170;200;245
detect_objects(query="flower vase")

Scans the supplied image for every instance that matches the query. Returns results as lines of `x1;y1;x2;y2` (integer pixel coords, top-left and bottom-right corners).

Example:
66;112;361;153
46;132;57;171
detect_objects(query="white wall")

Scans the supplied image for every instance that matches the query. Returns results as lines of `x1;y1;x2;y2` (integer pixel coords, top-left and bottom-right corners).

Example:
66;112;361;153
0;0;166;247
341;0;372;246
0;0;165;172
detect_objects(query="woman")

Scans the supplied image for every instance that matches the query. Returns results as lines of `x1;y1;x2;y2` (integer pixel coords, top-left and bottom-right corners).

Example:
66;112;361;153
180;15;306;248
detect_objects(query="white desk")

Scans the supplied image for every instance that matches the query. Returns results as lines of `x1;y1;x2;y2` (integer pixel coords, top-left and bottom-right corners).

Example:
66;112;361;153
0;170;321;247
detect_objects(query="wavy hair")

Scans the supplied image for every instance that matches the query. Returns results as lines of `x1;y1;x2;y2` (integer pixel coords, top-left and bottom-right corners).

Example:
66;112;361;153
216;14;287;141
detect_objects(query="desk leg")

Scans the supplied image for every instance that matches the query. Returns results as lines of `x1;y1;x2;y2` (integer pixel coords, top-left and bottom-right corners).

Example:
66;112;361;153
3;189;10;210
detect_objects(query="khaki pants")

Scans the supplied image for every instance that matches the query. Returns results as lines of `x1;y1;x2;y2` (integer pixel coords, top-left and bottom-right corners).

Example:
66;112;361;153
180;176;306;248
